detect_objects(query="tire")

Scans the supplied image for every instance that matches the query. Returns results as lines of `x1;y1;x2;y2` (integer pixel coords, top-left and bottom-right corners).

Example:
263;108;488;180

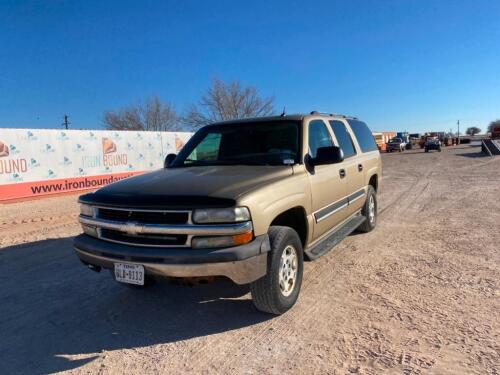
250;226;304;315
438;148;442;152
425;148;429;153
357;185;377;233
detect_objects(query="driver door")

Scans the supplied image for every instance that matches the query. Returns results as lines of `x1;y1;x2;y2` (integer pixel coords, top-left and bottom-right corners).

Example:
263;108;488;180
306;119;349;241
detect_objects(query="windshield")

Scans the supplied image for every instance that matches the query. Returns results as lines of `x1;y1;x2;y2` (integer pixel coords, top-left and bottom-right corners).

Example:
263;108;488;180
172;121;301;167
389;138;402;143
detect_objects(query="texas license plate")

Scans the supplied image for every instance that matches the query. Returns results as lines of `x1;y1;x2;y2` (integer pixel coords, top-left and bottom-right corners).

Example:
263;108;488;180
114;263;145;285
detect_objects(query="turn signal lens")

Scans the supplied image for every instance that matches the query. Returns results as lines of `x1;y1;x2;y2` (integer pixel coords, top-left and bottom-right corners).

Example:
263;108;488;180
232;231;253;245
191;231;253;249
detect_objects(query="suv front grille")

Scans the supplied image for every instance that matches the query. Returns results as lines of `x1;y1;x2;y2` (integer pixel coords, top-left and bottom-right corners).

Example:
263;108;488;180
100;229;188;247
94;207;191;247
98;208;189;224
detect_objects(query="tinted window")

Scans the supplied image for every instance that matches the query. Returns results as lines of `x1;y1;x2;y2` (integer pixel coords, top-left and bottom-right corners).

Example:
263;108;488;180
347;120;378;152
328;120;356;158
308;120;333;158
173;121;300;167
186;133;221;161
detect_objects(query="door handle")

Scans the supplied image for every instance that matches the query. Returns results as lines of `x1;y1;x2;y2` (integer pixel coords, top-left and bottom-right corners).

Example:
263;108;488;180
358;164;363;172
339;169;346;178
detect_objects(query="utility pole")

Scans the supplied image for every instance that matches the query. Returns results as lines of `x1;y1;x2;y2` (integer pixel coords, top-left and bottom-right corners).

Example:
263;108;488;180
457;120;460;145
62;114;70;130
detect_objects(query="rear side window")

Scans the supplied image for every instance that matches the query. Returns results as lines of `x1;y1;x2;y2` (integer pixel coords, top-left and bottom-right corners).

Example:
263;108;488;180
347;120;378;152
328;120;356;158
308;120;333;158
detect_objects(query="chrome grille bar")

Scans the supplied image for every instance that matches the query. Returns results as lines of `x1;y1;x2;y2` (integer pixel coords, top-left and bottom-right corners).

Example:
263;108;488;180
79;216;253;236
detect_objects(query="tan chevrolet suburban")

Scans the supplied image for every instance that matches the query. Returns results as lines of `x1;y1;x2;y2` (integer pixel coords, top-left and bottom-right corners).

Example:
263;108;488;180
74;112;381;315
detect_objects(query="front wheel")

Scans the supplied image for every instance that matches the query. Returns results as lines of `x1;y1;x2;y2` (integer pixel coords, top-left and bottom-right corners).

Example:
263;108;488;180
250;226;304;315
357;186;377;233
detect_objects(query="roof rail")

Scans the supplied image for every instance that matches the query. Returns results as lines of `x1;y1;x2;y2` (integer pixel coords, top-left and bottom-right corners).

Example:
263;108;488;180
310;111;333;116
309;111;358;120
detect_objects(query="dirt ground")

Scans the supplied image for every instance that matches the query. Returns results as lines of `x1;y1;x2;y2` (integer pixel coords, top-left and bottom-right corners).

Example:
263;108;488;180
1;144;499;375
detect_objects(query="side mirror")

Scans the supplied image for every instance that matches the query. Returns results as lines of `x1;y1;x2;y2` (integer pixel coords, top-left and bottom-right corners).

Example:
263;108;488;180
311;146;344;166
164;153;176;168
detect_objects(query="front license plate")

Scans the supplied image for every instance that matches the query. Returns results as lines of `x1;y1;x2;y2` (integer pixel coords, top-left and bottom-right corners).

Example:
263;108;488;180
114;263;145;285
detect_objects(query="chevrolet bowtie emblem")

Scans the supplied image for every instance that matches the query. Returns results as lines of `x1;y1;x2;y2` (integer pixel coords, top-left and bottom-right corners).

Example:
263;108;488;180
123;222;141;235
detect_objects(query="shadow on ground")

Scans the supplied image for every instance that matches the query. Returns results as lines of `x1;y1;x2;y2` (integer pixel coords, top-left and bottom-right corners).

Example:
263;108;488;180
0;238;271;374
456;151;490;158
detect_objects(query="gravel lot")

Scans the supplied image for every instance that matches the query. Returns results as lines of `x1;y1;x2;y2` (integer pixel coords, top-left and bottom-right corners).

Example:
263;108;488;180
1;144;499;374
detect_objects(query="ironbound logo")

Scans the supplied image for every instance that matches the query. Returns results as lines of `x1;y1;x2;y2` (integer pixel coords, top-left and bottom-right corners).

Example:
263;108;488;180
0;139;28;175
175;135;184;151
102;137;127;167
0;140;9;157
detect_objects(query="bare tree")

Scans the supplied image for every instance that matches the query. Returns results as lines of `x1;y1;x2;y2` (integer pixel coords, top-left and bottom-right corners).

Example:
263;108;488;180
183;78;275;128
488;120;500;134
465;126;481;136
103;96;180;131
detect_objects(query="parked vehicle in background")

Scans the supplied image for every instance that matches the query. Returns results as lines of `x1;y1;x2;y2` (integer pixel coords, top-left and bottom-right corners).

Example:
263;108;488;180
491;125;500;139
396;132;412;150
73;112;381;315
425;138;441;152
386;137;406;152
409;133;420;149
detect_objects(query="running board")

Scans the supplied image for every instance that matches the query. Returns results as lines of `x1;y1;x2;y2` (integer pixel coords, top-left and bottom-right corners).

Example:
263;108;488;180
305;214;366;260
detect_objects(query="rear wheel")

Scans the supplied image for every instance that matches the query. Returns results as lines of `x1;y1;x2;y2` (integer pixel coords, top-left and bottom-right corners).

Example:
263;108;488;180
357;186;377;233
250;226;303;315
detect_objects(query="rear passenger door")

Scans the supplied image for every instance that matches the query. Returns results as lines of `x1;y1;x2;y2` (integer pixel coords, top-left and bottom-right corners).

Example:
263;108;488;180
328;120;366;215
307;119;349;241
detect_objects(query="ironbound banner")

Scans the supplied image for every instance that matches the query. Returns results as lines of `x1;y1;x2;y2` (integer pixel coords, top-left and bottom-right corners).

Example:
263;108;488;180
0;129;192;201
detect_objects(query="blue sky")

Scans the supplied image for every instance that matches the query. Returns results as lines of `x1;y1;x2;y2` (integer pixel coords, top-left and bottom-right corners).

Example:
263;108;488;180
1;0;499;133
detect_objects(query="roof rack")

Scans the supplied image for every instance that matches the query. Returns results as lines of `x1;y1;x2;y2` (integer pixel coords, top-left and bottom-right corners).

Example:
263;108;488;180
309;111;358;120
310;111;333;116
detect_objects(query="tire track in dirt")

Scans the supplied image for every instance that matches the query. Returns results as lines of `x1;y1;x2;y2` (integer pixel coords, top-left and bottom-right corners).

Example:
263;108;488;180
191;147;489;373
185;158;423;372
0;213;77;228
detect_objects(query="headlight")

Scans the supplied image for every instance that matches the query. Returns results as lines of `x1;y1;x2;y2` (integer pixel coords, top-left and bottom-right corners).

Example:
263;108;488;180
192;207;250;224
191;231;253;249
80;204;94;217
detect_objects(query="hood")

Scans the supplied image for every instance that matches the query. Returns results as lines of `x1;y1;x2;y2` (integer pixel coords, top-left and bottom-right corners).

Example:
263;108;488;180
80;165;293;209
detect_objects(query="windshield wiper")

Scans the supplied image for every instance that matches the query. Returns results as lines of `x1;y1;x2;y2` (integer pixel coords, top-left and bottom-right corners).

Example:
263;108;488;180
179;159;273;167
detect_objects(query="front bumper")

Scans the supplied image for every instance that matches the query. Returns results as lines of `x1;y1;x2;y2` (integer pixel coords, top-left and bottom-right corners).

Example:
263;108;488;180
387;144;401;150
73;233;270;284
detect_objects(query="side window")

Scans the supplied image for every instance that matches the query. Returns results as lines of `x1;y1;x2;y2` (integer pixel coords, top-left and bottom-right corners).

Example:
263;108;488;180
328;120;357;158
308;120;333;158
347;120;378;152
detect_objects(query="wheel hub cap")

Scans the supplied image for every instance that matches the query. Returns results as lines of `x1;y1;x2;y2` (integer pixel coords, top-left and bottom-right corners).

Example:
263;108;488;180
279;245;298;297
